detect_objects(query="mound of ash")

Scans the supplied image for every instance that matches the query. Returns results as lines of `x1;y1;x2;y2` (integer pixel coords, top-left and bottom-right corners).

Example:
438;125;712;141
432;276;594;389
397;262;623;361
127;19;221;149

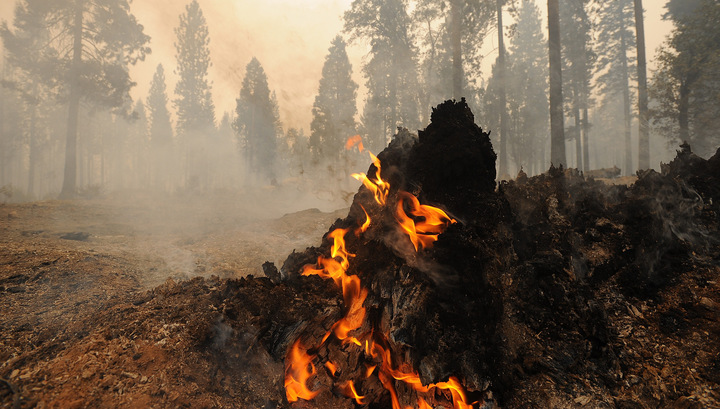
9;100;718;408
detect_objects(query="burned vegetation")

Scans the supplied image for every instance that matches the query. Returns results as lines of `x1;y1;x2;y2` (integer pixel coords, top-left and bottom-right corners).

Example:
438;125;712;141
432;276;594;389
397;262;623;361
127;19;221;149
2;100;720;408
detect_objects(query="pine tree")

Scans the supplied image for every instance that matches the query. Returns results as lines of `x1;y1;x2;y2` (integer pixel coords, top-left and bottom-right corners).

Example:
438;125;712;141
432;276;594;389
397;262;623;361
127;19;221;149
286;128;309;178
174;0;215;135
507;0;548;175
560;0;594;171
147;64;174;190
1;0;150;198
594;0;635;174
148;64;174;149
650;0;720;157
128;100;149;187
309;36;358;165
173;0;215;189
344;0;420;152
634;0;649;170
234;58;281;183
547;0;566;168
413;0;495;120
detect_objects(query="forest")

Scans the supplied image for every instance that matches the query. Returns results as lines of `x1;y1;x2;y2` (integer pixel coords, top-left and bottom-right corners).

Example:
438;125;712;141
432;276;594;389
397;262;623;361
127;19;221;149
0;0;717;201
2;1;720;408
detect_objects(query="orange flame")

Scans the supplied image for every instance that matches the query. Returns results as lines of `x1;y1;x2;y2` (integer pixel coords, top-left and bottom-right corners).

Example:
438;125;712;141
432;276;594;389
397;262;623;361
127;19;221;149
345;135;365;152
286;152;476;408
396;191;457;251
352;152;389;206
325;361;338;377
284;340;319;402
418;398;433;409
343;380;366;404
357;205;371;235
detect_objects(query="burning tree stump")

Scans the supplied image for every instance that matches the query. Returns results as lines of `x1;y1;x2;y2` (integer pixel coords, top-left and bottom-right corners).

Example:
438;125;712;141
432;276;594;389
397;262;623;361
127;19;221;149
271;100;720;408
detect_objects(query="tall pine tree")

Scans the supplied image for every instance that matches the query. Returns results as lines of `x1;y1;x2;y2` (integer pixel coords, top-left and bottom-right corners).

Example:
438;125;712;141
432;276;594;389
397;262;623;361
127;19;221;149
650;0;720;157
234;58;281;183
147;64;174;191
309;36;358;166
560;0;594;171
594;0;636;175
548;0;566;168
507;0;548;175
1;0;150;198
174;0;215;134
413;0;495;121
344;0;420;152
174;0;215;188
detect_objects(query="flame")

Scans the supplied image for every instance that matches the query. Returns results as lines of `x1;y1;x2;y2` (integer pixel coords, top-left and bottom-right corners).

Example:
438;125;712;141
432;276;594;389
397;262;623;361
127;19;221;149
342;380;366;404
352;152;389;206
285;150;476;408
284;340;319;402
396;191;457;251
345;135;365;152
357;205;371;235
325;361;338;376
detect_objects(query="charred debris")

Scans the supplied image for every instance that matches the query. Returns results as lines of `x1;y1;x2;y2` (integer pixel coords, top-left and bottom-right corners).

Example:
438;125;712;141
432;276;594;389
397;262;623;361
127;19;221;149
8;99;719;408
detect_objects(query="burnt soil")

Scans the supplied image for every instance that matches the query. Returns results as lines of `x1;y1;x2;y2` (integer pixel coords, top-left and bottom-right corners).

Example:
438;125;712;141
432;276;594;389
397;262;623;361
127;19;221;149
2;101;720;408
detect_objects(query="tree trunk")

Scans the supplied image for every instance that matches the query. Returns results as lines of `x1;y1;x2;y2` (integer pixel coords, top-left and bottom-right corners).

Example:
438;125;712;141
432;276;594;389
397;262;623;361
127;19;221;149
27;106;37;198
634;0;650;170
678;81;690;143
582;106;590;171
548;0;566;167
451;0;462;99
59;0;83;199
620;31;633;176
573;83;582;171
496;0;508;178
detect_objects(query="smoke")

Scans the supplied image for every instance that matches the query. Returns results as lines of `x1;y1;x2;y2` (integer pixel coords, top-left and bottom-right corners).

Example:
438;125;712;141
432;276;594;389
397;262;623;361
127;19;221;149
127;0;363;132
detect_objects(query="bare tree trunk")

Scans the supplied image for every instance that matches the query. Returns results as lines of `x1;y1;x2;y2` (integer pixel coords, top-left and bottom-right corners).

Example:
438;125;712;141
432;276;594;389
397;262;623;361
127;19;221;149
634;0;650;170
573;83;582;171
27;106;37;198
620;31;633;176
678;81;690;143
497;0;508;178
451;0;462;99
59;0;83;199
548;0;566;167
582;106;590;171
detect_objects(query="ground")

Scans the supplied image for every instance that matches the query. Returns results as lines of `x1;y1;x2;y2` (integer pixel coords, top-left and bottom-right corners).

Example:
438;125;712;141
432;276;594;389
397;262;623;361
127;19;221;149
0;192;346;409
1;166;719;408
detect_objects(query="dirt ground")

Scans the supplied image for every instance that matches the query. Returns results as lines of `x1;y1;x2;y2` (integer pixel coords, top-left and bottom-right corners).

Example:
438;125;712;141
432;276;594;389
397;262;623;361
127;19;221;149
0;191;346;409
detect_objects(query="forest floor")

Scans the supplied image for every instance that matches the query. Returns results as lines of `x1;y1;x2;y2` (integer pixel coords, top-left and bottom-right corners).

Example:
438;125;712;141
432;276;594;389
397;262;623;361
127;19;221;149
0;192;347;409
1;169;719;408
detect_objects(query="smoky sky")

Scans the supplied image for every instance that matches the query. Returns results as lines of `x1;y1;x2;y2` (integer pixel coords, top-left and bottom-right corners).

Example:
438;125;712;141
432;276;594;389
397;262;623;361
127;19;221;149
0;0;671;133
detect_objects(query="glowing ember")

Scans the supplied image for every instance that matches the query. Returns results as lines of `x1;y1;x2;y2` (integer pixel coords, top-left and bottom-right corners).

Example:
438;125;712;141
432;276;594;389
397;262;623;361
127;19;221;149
284;141;476;408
